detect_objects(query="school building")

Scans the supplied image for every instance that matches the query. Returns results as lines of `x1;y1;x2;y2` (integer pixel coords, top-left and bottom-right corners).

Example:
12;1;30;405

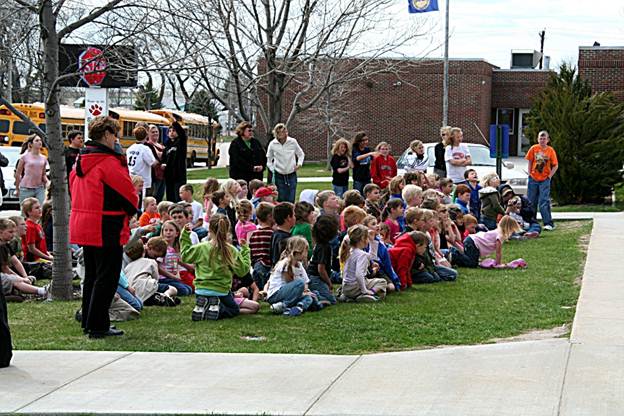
282;46;624;160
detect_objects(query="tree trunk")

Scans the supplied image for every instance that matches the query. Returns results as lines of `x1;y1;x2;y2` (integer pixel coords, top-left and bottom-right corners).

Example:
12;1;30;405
41;0;73;300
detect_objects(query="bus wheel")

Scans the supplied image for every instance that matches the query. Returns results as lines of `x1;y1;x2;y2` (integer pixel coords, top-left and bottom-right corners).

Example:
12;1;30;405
187;151;196;168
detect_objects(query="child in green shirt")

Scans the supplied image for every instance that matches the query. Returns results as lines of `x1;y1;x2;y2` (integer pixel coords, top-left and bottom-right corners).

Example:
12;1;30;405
290;201;315;259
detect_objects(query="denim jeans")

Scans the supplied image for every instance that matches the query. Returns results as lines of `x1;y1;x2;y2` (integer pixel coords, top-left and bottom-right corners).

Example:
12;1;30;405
159;278;193;296
308;275;336;304
526;222;542;234
252;262;271;290
150;179;166;203
481;216;497;230
528;177;553;226
353;180;370;196
19;186;46;205
267;279;312;310
450;237;480;268
193;226;208;241
117;285;143;311
412;265;457;284
274;172;297;203
196;293;240;320
333;185;348;198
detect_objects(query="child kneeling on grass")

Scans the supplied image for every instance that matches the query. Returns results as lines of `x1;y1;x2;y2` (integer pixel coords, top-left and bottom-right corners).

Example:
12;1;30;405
339;225;387;302
267;236;315;317
451;215;521;268
181;214;251;321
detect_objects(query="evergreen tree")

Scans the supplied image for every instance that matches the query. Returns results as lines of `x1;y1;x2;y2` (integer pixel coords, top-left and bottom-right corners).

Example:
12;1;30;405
187;89;218;120
134;78;163;110
526;64;624;204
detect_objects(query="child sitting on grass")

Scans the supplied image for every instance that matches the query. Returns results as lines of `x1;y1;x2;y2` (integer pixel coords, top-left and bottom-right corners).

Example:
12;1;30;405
439;178;454;205
267;236;314;316
179;184;207;240
212;190;237;244
139;197;160;227
307;214;340;305
381;198;405;245
451;215;522;268
339;225;387;302
389;230;429;289
291;201;315;258
249;202;274;291
479;172;505;230
21;197;53;262
364;183;383;220
362;215;400;292
454;184;471;214
158;220;193;296
181;214;251;321
235;200;257;244
202;178;220;223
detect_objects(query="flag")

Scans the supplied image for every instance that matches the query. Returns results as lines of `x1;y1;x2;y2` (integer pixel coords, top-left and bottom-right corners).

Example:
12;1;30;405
408;0;439;13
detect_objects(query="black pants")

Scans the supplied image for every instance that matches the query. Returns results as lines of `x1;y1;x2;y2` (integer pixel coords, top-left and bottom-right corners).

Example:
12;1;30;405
165;178;185;203
0;282;13;367
82;245;123;333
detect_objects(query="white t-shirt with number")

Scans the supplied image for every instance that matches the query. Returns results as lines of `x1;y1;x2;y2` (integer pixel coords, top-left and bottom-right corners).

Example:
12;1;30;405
127;143;156;189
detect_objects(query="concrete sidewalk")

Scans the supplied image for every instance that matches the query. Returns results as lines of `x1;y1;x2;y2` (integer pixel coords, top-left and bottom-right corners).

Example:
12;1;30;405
1;212;623;415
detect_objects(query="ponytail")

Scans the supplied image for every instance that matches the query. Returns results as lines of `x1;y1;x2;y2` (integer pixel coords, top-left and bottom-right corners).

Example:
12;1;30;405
381;198;403;222
278;236;308;282
339;225;368;264
209;214;235;268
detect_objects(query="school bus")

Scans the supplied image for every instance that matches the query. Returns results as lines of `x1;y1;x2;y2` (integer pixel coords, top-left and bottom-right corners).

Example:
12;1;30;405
149;109;220;167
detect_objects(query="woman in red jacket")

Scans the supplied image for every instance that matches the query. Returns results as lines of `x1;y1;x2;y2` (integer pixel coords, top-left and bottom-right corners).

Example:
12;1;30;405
370;142;397;190
70;116;138;339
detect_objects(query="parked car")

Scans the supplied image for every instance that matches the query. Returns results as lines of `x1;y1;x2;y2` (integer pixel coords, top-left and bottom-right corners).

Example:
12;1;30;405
397;143;528;195
0;147;22;209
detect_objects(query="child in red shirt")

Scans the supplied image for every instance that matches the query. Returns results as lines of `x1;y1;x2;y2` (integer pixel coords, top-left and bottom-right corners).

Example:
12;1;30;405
21;197;53;262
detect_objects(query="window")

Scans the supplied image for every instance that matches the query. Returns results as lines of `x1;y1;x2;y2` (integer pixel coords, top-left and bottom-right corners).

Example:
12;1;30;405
496;108;514;134
0;120;9;133
12;122;32;135
123;121;136;138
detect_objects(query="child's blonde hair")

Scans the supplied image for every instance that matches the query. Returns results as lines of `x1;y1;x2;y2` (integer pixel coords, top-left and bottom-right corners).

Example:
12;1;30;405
463;214;478;226
142;196;157;211
157;201;173;217
388;175;405;195
131;175;144;188
221;178;240;205
497;215;522;241
409;139;423;152
375;141;390;152
21;197;39;217
402;184;422;204
480;172;500;188
331;138;350;155
339;224;369;264
279;236;309;282
446;127;462;147
208;213;235;268
405;207;424;225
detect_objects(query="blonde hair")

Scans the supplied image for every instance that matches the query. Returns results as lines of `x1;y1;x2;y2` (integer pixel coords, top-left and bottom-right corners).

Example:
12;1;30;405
402;184;422;203
405;207;424;225
221;178;240;206
409;139;423;152
131;175;144;188
463;214;478;225
208;213;235;268
142;196;157;211
272;123;287;138
157;201;173;216
480;172;500;188
375;141;390;152
21;197;39;216
279;236;309;282
331;138;351;155
339;224;369;264
388;175;405;195
446;127;463;147
497;215;522;241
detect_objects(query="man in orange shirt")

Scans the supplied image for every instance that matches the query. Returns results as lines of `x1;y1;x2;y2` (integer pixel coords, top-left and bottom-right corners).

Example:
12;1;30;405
525;130;558;231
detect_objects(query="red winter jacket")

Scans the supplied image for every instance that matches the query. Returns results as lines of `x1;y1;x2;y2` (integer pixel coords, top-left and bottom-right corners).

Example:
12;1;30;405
70;142;138;247
388;232;417;288
371;154;397;190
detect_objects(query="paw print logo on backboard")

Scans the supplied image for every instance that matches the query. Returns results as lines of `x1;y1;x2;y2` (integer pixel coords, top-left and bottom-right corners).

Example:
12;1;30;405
89;104;103;116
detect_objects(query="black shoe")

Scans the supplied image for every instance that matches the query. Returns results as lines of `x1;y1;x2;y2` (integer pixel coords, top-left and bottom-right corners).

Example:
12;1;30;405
75;309;82;323
88;328;125;339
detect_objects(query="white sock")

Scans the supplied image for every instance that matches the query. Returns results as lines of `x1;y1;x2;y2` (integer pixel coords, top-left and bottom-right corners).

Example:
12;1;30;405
37;287;46;296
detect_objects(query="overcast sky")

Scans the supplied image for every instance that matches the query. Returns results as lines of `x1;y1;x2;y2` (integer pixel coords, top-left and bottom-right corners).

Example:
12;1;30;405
389;0;624;69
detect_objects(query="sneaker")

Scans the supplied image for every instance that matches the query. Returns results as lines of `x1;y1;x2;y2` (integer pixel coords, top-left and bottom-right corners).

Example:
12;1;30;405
163;295;176;307
270;302;285;314
525;231;539;239
543;224;555;231
283;306;303;317
206;296;220;320
192;296;208;321
356;294;378;303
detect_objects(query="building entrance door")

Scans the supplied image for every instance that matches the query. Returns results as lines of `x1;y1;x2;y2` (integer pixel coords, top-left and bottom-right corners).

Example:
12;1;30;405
518;109;531;156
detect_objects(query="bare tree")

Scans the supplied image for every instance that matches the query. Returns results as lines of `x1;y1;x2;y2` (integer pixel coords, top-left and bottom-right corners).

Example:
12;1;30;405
154;0;431;143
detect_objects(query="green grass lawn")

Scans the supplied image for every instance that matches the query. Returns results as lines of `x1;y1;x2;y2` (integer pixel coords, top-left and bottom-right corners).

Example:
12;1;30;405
188;162;330;180
8;221;590;354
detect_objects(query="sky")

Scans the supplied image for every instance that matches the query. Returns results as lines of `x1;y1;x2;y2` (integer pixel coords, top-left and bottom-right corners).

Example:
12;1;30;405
388;0;624;69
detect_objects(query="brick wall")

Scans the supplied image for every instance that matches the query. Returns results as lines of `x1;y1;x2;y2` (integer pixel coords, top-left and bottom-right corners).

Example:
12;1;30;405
491;70;551;108
579;47;624;101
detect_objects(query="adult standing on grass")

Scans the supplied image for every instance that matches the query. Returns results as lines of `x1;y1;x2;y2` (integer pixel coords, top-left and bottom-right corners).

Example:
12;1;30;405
15;135;48;205
351;132;378;195
435;126;450;178
70;116;138;339
228;121;266;197
146;124;166;202
525;130;558;231
444;127;471;184
164;116;188;202
266;123;305;203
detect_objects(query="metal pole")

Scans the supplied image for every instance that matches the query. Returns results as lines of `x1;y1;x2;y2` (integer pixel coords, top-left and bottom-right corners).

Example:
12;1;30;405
442;0;450;126
496;125;502;179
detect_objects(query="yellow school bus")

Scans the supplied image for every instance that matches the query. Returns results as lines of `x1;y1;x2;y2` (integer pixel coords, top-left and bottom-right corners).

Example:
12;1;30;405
149;109;220;167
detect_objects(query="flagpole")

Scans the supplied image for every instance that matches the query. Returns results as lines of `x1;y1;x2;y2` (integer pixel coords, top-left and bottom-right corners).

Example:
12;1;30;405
442;0;449;126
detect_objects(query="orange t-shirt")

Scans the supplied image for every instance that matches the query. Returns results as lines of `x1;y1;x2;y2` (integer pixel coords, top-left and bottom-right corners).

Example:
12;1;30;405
525;144;558;182
139;212;160;227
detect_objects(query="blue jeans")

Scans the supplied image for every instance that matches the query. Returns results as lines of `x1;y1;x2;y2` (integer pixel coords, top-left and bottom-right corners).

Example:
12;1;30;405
196;293;240;320
353;180;370;196
274;172;297;203
267;279;312;310
308;275;336;304
526;222;542;234
450;237;480;268
412;265;458;284
19;186;46;205
481;216;497;230
333;185;348;198
193;226;208;240
159;278;193;296
528;177;553;226
117;285;143;311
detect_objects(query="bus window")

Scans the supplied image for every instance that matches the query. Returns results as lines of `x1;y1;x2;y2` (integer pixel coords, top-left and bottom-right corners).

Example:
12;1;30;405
0;120;8;133
38;124;47;132
13;121;32;135
123;121;136;138
161;127;170;145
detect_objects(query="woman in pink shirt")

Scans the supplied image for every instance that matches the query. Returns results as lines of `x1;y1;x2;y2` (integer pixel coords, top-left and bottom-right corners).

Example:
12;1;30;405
15;135;48;205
